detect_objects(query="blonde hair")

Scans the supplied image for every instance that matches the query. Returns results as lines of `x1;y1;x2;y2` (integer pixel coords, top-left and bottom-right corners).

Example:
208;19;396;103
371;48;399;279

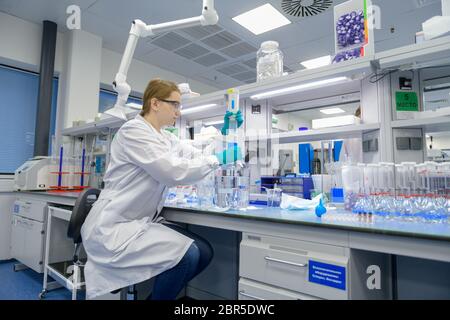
141;79;180;116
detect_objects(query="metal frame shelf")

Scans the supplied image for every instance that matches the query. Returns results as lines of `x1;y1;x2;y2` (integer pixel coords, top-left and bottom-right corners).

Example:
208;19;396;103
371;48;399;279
375;36;450;70
391;116;450;132
62;111;138;136
61;37;450;141
247;123;380;144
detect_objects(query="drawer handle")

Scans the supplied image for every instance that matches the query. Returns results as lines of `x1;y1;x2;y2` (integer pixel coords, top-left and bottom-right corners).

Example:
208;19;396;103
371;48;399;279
239;291;265;300
264;256;307;268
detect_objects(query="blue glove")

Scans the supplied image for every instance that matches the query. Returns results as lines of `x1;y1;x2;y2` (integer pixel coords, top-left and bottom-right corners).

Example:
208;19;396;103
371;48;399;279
215;146;243;165
235;110;243;127
221;110;243;135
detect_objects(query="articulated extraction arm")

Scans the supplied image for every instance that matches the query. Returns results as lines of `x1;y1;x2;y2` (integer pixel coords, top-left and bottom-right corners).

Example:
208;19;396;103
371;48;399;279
106;0;219;120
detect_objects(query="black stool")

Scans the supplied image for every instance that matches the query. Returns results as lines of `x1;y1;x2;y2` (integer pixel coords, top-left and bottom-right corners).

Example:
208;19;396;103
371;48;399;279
65;188;101;299
67;188;138;300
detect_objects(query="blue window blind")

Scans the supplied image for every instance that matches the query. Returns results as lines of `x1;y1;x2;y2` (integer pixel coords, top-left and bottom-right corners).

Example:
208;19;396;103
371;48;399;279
98;89;142;113
0;65;58;174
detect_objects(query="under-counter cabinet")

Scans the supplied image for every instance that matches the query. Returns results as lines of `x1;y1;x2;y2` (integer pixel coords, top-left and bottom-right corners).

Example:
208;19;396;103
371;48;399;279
239;233;391;300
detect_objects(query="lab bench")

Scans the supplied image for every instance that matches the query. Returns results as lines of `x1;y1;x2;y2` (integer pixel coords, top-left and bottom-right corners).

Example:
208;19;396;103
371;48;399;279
8;191;450;300
163;204;450;300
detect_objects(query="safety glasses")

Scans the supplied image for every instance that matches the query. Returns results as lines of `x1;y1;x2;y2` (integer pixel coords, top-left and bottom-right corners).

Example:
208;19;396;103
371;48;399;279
158;99;183;111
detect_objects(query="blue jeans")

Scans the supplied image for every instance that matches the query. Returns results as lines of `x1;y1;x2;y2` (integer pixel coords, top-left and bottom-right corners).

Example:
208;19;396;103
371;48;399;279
149;224;213;300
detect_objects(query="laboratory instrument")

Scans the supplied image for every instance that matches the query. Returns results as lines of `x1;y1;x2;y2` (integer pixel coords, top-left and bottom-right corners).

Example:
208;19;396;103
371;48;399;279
14;157;52;191
214;166;250;210
222;88;243;136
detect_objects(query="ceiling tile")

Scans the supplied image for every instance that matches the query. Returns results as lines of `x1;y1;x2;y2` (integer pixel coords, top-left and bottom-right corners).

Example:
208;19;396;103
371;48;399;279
242;58;257;69
200;30;240;50
174;43;210;59
216;63;248;76
231;70;256;81
150;31;190;51
180;24;223;40
194;53;227;67
220;42;257;59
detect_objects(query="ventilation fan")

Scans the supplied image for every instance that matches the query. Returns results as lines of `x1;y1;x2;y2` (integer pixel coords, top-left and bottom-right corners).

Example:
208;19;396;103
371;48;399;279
281;0;333;17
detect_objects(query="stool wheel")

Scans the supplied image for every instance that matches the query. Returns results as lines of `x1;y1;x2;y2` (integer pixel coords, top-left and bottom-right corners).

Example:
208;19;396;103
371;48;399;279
39;290;47;299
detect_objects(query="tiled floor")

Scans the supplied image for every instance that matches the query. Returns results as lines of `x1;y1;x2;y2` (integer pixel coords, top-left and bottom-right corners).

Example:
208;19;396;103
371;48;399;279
0;260;84;300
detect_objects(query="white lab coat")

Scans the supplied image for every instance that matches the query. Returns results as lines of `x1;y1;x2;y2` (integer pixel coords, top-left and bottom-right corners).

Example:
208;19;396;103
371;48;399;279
81;114;219;299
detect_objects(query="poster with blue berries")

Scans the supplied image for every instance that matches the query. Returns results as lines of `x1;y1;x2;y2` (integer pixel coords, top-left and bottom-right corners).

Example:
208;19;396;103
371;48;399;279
333;0;374;64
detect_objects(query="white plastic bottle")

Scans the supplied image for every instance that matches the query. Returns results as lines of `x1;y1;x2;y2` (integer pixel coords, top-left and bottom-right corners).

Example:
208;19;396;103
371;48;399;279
257;41;284;82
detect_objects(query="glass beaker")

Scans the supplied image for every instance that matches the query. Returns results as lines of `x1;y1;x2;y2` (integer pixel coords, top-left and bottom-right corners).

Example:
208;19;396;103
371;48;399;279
215;175;235;208
267;188;282;208
197;172;215;209
353;164;366;214
342;164;362;211
236;176;250;209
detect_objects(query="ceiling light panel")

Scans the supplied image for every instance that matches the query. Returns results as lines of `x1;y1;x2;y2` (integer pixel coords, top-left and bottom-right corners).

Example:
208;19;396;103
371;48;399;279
301;55;332;69
232;4;292;35
320;108;346;115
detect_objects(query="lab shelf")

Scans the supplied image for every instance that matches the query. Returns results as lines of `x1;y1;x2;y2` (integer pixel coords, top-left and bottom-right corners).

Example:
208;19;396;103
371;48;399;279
375;35;450;70
46;260;86;291
246;123;380;144
180;56;374;116
391;116;450;132
63;56;375;135
61;38;450;138
62;111;139;136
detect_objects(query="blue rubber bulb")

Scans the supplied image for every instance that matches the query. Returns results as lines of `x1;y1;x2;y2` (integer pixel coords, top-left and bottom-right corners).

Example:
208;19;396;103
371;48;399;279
315;198;327;218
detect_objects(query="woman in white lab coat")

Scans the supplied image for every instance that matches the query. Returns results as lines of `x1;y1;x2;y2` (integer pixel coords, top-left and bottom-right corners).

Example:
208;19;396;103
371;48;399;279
81;79;240;300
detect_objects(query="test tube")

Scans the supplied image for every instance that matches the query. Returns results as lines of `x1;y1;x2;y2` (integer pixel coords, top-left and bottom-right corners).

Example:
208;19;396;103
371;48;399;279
385;163;395;195
366;164;379;214
354;163;366;214
424;162;437;197
378;163;388;195
366;164;378;195
436;163;446;196
415;164;427;195
356;163;366;195
443;162;450;199
402;162;417;196
395;164;404;196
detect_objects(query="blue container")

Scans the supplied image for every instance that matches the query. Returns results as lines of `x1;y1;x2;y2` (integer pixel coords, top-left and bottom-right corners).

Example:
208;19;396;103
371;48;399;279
331;188;344;203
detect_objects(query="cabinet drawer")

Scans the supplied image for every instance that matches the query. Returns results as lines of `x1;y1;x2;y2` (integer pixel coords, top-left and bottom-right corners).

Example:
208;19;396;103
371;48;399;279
239;278;321;300
11;216;45;273
240;233;349;300
13;198;47;222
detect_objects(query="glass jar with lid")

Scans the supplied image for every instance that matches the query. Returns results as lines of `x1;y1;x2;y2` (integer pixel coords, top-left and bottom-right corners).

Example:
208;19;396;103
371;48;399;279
256;41;284;82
